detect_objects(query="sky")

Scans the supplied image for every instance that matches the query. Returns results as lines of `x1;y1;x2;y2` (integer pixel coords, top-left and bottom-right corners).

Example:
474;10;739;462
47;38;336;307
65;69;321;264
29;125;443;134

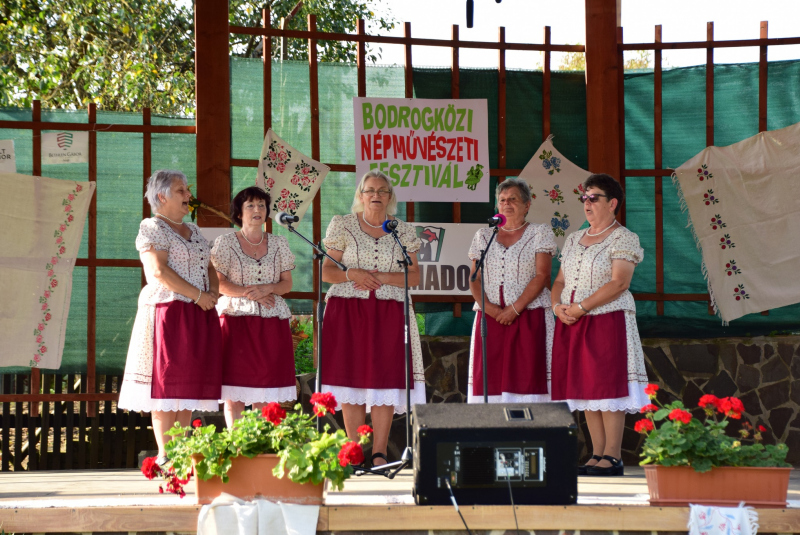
369;0;800;70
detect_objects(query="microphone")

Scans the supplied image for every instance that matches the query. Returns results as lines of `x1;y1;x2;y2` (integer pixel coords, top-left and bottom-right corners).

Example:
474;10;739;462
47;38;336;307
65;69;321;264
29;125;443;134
382;219;399;233
274;212;299;226
487;213;507;228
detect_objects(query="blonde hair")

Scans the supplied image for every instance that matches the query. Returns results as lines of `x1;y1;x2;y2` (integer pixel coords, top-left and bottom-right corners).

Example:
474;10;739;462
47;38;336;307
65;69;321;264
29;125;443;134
351;170;398;215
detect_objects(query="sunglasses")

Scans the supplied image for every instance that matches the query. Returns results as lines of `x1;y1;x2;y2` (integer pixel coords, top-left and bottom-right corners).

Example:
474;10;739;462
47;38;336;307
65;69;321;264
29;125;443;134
579;194;609;203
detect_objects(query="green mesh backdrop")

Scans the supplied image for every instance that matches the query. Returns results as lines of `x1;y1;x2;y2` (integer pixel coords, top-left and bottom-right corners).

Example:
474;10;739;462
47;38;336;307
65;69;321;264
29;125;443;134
3;59;800;375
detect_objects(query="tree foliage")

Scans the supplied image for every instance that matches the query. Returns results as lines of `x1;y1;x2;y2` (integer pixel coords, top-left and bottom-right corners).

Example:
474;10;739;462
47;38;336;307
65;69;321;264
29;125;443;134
556;48;653;71
0;0;396;116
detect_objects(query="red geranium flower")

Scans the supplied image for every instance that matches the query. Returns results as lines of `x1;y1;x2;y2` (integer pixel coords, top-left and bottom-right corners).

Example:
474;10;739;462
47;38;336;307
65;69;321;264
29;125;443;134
640;404;658;413
310;392;337;417
192;419;202;428
644;384;659;398
634;419;655;433
668;408;692;425
758;425;767;432
357;424;373;436
261;402;287;425
337;441;365;467
698;394;719;409
141;456;161;480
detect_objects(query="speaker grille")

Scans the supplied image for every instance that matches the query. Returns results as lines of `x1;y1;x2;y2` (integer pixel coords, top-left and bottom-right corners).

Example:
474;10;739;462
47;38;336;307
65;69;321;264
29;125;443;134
460;447;494;485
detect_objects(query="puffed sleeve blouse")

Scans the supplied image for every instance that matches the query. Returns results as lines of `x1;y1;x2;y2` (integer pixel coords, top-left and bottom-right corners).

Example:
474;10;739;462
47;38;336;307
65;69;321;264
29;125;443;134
210;232;295;320
468;223;557;312
136;218;211;305
323;214;422;303
558;226;644;315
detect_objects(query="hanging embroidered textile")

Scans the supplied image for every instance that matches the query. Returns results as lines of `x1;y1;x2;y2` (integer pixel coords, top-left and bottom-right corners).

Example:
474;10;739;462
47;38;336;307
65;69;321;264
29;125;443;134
0;173;95;368
519;135;591;251
673;121;800;323
255;129;329;224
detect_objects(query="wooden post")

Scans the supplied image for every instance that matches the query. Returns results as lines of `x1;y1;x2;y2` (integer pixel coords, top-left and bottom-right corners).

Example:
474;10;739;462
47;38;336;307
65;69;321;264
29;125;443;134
195;0;231;227
758;21;768;133
616;26;626;225
263;7;274;234
452;24;462;319
542;26;551;140
308;14;322;367
654;26;664;316
404;22;415;223
31;100;42;419
87;103;97;418
584;0;621;179
706;22;715;147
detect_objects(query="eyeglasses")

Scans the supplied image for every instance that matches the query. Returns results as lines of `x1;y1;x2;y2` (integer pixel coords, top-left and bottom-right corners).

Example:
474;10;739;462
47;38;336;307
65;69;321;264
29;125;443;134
362;189;391;197
579;194;609;203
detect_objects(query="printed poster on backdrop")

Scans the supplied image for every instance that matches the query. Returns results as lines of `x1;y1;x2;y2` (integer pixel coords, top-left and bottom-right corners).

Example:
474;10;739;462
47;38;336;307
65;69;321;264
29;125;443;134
409;223;483;296
0;140;16;173
42;131;89;164
354;97;490;202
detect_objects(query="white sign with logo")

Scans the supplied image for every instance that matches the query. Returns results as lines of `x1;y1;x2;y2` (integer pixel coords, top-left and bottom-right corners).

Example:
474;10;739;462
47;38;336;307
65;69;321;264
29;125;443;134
354;97;490;203
42;131;89;164
409;222;484;296
0;140;16;173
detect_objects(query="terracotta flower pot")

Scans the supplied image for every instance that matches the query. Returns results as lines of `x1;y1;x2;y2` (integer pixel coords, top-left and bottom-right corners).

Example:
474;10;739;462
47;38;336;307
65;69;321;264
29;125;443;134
192;453;324;505
644;465;792;508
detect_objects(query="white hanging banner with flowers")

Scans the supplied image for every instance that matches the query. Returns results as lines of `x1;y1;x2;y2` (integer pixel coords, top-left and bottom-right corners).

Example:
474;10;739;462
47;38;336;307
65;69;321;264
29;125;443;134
519;135;591;251
255;129;330;224
673;121;800;323
0;173;95;368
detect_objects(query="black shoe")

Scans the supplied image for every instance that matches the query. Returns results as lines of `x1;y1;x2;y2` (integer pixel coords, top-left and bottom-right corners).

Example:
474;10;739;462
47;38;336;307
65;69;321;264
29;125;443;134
371;452;388;469
586;455;624;476
577;454;603;476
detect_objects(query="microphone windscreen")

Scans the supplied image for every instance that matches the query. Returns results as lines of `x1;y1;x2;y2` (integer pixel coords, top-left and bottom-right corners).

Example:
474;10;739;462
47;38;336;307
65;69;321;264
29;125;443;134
381;219;398;233
494;213;507;227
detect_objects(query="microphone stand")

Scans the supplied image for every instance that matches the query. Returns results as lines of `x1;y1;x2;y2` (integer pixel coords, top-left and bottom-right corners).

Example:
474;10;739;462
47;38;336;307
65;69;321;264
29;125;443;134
470;225;500;403
283;221;346;431
354;225;413;478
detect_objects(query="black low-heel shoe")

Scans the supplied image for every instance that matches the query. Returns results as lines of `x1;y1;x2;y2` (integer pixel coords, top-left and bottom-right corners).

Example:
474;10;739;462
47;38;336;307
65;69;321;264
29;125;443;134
586;455;624;476
577;455;603;476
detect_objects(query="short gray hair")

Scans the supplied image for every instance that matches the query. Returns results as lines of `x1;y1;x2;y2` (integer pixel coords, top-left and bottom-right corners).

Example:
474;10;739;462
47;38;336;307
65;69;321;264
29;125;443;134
145;170;188;211
495;178;532;208
351;170;398;215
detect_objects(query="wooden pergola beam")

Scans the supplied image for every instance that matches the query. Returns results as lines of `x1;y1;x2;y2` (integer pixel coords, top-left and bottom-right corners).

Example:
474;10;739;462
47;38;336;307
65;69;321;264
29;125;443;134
195;0;232;227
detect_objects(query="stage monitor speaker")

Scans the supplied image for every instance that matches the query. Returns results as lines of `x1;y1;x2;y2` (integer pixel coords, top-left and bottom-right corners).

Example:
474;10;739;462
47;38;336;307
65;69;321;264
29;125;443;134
412;402;577;505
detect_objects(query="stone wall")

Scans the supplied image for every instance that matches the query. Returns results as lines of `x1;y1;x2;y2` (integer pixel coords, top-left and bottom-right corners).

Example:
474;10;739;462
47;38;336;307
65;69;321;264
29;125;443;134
295;335;800;465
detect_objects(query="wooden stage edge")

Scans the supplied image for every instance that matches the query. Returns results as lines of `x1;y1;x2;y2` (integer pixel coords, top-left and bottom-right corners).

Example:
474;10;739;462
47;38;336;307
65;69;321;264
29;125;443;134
3;505;800;533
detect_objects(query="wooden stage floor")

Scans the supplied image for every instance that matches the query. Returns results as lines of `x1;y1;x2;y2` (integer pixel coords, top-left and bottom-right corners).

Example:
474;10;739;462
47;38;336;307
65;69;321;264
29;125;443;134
2;467;800;533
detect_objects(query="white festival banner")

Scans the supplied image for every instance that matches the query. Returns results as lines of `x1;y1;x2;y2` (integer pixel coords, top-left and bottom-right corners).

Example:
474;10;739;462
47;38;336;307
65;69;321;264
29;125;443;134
354;97;490;202
42;131;89;164
0;140;16;172
255;129;329;224
409;223;483;296
519;136;591;251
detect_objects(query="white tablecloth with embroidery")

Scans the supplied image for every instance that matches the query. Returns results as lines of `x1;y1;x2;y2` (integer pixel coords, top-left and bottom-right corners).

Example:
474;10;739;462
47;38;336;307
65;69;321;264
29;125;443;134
519;135;591;251
0;173;95;368
673;121;800;323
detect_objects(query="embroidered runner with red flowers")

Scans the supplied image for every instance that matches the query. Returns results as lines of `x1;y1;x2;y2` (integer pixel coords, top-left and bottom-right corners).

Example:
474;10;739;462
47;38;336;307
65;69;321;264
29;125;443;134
673;122;800;323
0;173;95;368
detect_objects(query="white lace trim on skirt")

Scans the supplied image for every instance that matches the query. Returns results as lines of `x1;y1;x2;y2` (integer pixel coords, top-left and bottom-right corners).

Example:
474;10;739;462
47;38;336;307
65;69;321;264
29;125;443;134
220;385;296;405
467;382;553;404
563;382;648;414
321;383;426;415
118;381;220;412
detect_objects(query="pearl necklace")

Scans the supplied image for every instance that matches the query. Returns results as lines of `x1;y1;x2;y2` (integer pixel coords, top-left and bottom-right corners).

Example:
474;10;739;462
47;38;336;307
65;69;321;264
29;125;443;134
240;228;264;247
362;212;387;229
156;213;184;225
586;220;617;237
501;221;528;232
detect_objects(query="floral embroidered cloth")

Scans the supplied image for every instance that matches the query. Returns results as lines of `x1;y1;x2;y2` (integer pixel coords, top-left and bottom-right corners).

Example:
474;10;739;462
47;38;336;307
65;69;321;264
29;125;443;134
519;135;591;251
255;128;329;223
673;122;800;323
0;173;95;368
688;503;758;535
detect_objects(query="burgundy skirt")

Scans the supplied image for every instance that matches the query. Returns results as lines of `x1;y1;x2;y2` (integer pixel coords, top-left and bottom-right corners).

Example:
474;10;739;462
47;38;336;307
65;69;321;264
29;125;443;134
550;310;628;401
321;293;411;390
152;300;223;400
219;315;296;388
471;287;548;397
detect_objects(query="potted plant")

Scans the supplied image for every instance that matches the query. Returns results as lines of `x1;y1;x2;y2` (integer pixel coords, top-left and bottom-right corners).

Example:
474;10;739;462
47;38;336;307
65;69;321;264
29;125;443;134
141;392;370;504
636;384;791;507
